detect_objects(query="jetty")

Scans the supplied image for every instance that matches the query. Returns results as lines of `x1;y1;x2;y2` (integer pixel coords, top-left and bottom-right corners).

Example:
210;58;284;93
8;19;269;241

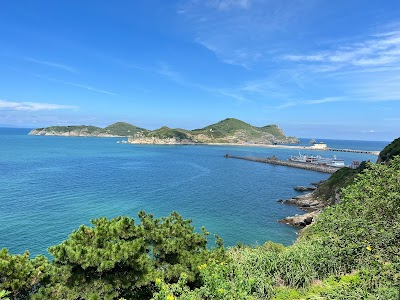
327;148;379;155
224;154;340;174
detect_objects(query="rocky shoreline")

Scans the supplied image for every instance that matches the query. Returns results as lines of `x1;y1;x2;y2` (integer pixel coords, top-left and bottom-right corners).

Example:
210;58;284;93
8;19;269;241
277;182;326;228
277;193;323;227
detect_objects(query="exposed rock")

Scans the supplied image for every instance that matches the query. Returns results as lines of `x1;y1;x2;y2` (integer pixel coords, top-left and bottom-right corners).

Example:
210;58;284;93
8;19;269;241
279;192;324;211
278;191;326;229
278;211;319;228
294;186;317;192
311;180;326;187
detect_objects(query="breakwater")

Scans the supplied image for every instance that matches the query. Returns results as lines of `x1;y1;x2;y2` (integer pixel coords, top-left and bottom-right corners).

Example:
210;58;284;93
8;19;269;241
327;148;379;155
224;155;340;174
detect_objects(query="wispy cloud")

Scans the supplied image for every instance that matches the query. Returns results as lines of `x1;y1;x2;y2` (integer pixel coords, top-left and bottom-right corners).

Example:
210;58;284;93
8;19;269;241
23;57;77;73
0;99;79;111
281;29;400;69
156;63;185;83
34;75;117;96
210;0;250;11
62;82;117;96
275;97;344;109
303;97;343;105
179;0;313;67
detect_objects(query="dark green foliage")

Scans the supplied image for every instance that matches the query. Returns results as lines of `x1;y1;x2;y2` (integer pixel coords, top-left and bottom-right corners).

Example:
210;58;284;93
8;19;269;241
378;137;400;163
35;211;217;299
0;249;49;299
46;215;152;299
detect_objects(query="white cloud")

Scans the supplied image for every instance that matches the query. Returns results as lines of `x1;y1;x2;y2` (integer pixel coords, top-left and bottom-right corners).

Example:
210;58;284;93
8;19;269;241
0;99;79;111
281;54;325;62
210;0;250;11
281;28;400;70
361;129;376;133
23;57;77;73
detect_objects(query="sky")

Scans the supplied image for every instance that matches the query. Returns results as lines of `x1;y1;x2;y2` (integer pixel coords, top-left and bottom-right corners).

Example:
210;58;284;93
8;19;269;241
1;0;400;141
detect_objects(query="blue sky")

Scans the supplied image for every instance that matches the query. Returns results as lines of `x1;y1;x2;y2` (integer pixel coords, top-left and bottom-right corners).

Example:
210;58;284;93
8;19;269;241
1;0;400;140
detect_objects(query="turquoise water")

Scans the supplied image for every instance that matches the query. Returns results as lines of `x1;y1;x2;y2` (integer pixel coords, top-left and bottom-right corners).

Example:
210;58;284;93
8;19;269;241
0;128;387;257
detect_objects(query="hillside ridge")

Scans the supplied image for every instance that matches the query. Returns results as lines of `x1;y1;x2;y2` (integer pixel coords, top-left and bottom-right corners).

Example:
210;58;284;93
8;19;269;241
29;118;299;144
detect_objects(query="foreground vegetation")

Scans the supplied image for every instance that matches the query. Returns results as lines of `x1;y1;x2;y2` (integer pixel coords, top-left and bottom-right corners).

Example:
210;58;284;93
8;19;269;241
2;147;400;299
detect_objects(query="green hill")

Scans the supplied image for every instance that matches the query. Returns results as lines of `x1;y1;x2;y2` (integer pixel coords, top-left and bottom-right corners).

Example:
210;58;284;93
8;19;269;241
104;122;147;136
30;125;105;135
40;125;103;133
190;118;298;144
144;126;192;140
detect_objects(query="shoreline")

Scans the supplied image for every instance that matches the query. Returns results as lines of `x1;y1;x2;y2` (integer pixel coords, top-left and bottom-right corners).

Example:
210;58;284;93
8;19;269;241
200;142;380;155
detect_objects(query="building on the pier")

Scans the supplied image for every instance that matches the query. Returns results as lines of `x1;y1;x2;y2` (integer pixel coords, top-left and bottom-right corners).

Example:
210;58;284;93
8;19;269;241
311;142;328;149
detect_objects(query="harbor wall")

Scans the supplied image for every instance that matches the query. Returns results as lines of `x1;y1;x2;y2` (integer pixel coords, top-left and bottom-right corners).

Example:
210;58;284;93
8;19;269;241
224;155;340;174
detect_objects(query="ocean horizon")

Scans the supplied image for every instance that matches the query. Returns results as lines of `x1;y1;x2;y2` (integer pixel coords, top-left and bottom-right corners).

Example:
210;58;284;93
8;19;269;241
0;128;388;257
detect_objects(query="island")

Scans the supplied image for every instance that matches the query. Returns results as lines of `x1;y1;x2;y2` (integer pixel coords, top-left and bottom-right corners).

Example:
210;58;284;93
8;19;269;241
29;118;300;145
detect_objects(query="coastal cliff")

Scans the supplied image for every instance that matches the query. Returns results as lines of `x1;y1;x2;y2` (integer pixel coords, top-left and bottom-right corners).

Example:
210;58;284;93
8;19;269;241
30;118;299;145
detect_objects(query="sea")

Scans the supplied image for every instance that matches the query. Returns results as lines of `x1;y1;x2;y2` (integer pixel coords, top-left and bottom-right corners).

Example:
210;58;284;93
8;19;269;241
0;128;388;257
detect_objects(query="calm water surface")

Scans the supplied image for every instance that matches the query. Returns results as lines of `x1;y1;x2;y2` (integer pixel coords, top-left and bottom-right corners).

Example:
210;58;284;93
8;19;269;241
0;128;387;256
